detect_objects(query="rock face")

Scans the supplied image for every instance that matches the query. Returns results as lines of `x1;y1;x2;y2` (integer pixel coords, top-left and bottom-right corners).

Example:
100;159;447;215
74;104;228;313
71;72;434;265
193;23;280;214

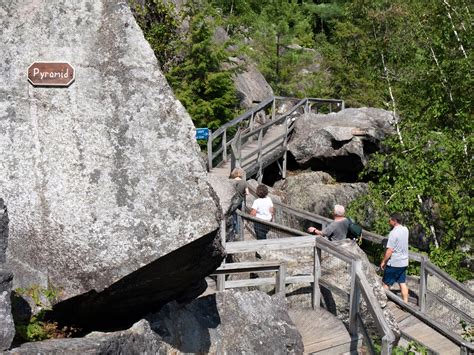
150;290;303;354
288;108;394;179
0;0;223;320
8;319;175;354
274;171;367;217
0;270;15;351
10;291;302;354
0;199;7;265
230;57;274;109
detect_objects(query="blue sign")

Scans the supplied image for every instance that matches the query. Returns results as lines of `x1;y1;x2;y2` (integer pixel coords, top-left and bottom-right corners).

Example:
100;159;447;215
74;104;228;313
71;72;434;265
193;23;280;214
195;128;210;140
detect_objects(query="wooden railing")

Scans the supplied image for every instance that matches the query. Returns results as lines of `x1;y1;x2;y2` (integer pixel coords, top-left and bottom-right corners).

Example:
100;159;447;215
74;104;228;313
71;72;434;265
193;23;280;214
220;211;396;354
266;200;474;354
207;96;344;176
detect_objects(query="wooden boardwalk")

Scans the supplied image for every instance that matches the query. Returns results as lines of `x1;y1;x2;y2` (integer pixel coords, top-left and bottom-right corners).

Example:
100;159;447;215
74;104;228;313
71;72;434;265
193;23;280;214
288;308;358;354
387;302;460;354
209;124;287;180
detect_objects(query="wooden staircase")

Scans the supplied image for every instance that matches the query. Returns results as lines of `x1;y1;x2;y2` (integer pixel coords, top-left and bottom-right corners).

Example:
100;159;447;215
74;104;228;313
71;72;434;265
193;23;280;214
289;308;360;354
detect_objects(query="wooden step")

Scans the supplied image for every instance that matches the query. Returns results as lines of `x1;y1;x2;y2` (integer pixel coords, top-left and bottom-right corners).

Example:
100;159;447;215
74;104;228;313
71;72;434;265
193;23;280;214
289;308;360;354
387;302;460;354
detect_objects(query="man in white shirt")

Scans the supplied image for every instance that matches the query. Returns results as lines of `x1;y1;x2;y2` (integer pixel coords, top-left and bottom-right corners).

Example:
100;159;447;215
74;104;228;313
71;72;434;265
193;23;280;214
380;213;409;303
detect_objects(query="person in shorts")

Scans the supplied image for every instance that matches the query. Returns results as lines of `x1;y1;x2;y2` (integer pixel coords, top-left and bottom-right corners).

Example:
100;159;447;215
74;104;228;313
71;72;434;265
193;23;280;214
380;213;409;303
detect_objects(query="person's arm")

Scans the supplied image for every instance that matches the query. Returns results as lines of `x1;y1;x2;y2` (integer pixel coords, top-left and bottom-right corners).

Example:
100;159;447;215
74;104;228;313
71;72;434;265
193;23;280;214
250;208;257;216
307;226;323;235
270;206;275;221
380;248;393;270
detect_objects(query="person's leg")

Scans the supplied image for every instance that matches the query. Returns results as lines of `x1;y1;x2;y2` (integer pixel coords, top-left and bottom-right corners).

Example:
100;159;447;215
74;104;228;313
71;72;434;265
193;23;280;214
397;267;409;303
382;266;395;291
254;223;265;240
399;283;409;303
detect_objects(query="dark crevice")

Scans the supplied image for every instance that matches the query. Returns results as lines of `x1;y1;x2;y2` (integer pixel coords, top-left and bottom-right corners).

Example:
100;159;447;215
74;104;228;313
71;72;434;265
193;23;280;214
331;138;351;150
44;229;225;334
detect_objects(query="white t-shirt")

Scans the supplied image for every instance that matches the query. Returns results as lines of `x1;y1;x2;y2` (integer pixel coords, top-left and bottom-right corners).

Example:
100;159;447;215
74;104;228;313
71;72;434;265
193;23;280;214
387;225;409;267
251;197;273;221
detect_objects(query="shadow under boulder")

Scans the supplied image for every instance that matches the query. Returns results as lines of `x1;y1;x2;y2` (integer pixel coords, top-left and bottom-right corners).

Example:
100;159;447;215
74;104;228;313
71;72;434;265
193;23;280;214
45;230;225;332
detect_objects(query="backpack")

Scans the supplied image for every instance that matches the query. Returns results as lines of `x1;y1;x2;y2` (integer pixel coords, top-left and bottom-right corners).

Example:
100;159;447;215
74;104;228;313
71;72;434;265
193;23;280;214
346;217;363;240
227;192;243;215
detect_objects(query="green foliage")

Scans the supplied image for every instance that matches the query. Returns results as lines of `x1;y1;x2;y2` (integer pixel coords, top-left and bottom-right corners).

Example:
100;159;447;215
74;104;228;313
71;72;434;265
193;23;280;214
133;0;472;280
460;320;473;342
429;248;473;282
165;6;239;131
13;285;74;342
129;0;181;72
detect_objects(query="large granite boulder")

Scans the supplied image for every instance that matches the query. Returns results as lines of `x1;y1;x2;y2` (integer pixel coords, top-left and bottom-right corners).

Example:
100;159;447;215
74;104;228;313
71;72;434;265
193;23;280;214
0;270;15;351
273;171;367;218
288;108;394;178
228;56;274;110
10;291;303;354
0;0;223;324
149;290;303;354
0;199;7;265
8;319;175;354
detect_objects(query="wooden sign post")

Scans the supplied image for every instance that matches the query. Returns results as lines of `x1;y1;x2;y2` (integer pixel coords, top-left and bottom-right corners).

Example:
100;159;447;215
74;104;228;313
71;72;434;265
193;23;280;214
27;62;75;87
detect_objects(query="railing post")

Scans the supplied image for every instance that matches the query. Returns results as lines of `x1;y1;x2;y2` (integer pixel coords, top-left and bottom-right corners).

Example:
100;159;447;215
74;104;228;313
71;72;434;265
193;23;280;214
207;131;213;170
216;218;227;292
312;246;321;309
349;259;362;336
257;129;263;183
276;262;286;294
272;97;276;121
381;335;392;355
419;255;428;312
222;129;227;162
341;100;345;110
282;113;289;179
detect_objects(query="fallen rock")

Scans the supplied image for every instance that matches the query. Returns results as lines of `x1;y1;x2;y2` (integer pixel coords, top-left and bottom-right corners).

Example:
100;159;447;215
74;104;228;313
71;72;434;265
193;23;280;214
288;108;394;179
274;171;367;219
8;319;175;354
228;56;274;110
149;290;304;354
10;290;303;354
0;0;223;324
0;269;15;351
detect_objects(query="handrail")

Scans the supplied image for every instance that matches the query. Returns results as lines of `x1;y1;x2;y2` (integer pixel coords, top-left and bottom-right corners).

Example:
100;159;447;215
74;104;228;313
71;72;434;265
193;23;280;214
386;290;474;353
212;96;275;137
225;212;395;353
265;198;473;352
208;95;344;171
356;269;396;353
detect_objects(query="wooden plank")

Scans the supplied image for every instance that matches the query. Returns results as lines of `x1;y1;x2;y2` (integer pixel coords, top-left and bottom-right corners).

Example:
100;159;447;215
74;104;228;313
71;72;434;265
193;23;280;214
215;260;283;270
400;318;459;355
357;271;396;344
223;275;315;289
226;236;316;254
386;290;474;352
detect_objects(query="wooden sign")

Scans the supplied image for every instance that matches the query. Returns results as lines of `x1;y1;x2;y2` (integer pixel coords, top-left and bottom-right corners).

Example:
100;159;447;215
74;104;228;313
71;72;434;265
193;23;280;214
27;62;75;87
